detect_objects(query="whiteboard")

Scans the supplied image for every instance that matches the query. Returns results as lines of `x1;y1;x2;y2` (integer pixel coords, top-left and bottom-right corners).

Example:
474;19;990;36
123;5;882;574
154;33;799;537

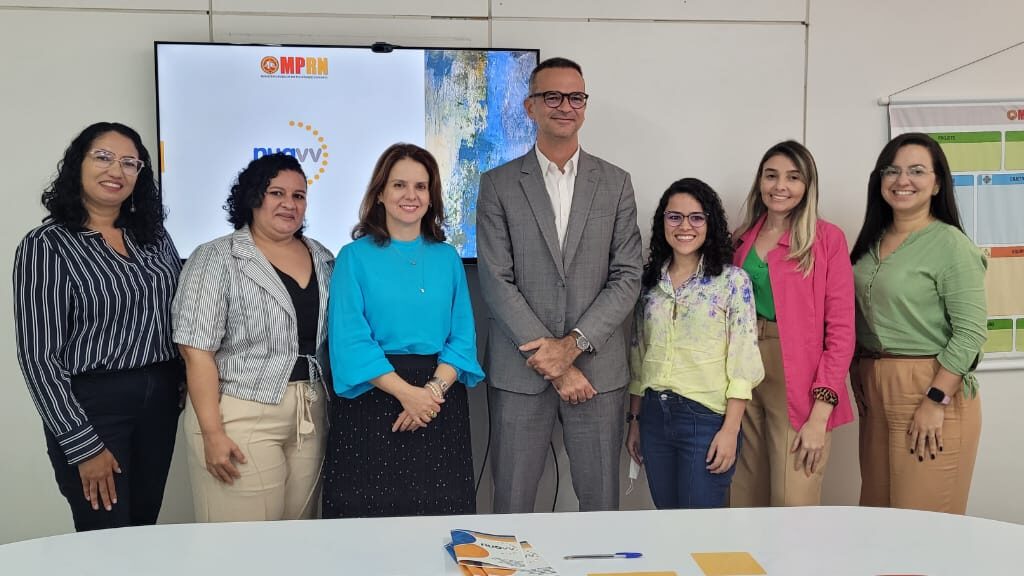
0;0;206;8
213;14;488;46
492;0;806;21
212;0;485;17
492;20;807;244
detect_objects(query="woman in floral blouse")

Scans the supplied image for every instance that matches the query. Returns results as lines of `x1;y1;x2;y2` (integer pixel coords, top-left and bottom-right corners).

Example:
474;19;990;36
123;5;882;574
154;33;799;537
625;178;764;509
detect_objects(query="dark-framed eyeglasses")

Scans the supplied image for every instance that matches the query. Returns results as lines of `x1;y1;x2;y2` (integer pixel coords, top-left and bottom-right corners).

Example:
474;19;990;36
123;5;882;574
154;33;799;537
529;90;589;109
89;149;145;176
664;211;708;228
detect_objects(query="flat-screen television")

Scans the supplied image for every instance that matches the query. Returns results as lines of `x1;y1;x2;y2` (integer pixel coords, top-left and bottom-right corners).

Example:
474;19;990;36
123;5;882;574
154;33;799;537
155;42;538;259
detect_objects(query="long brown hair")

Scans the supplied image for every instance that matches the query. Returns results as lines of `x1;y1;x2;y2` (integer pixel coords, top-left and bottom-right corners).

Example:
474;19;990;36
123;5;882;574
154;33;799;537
735;140;820;275
353;143;447;245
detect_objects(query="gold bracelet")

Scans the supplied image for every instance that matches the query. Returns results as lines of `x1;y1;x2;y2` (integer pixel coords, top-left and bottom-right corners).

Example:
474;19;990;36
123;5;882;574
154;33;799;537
427;376;450;396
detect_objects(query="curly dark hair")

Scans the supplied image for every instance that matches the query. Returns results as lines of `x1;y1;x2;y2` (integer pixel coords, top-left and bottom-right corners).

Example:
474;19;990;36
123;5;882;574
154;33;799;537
41;122;165;245
641;178;735;290
353;143;447;246
224;153;307;238
850;132;963;264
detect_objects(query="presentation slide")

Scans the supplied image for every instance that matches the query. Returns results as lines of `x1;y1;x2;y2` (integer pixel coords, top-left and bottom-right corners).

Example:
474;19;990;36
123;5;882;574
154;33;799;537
156;43;537;258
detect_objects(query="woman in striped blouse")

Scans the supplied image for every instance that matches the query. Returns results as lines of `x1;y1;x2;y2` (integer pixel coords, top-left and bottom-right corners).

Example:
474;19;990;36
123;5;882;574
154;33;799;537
14;122;184;531
173;153;334;522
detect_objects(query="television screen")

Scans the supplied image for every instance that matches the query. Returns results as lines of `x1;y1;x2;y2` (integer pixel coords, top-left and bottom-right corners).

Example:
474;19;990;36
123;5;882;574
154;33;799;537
155;42;538;259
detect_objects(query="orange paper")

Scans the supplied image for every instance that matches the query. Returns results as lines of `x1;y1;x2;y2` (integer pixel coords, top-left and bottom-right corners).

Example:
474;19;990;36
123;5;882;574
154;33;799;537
691;552;766;576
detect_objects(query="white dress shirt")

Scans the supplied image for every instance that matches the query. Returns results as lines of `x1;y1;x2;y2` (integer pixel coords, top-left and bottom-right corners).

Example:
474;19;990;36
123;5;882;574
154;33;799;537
535;145;580;249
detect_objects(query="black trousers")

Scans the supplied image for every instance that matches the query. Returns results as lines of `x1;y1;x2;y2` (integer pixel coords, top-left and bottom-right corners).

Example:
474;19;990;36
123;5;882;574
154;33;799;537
44;360;183;532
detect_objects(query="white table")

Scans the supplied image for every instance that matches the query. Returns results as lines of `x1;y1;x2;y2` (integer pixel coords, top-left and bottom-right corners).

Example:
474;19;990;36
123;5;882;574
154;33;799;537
1;507;1021;575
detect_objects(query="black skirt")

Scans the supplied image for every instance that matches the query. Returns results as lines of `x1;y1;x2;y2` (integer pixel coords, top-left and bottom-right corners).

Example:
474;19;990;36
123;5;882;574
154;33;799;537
322;354;475;518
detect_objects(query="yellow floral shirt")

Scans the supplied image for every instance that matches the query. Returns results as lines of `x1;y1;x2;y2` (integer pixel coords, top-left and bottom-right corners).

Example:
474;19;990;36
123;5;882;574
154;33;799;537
629;262;764;413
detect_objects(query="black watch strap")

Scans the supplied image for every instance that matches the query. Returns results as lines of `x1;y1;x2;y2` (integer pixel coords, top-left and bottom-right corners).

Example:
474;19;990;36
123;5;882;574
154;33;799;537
625;412;639;423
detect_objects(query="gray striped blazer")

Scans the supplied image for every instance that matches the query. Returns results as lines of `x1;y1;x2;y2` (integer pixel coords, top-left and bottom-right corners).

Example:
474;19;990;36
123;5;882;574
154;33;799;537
172;226;335;404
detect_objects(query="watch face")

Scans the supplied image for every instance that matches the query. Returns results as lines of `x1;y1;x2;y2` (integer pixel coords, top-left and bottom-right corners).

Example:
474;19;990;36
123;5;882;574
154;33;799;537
926;387;949;404
576;334;590;351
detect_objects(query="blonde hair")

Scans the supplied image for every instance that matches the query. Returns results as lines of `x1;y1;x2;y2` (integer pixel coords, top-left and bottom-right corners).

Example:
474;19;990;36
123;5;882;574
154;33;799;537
735;140;819;275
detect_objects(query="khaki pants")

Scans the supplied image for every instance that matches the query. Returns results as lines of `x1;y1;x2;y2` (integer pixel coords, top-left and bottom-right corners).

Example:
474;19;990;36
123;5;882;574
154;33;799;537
731;319;831;507
184;381;326;522
856;357;981;514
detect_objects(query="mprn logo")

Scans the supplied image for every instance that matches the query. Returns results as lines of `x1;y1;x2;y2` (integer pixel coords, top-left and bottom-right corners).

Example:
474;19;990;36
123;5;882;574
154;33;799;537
260;56;279;75
259;56;328;77
1008;109;1024;121
252;121;330;186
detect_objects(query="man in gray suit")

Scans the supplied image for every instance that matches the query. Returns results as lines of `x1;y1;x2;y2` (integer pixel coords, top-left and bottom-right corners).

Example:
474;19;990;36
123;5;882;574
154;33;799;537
477;57;642;513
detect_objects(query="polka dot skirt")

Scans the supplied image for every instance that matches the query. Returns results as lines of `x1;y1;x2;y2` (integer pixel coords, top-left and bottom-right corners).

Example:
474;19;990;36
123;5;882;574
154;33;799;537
322;354;475;518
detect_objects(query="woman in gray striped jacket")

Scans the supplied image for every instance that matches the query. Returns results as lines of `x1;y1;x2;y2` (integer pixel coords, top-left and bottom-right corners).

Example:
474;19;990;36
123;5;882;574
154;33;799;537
173;153;334;522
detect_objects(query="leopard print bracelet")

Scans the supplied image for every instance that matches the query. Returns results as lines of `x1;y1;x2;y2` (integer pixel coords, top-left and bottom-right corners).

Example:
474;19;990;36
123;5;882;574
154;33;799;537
812;387;839;406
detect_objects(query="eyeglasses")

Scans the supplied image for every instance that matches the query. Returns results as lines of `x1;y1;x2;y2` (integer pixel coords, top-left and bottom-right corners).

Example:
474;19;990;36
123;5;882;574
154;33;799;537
89;149;145;176
880;165;933;181
529;91;589;109
664;211;708;228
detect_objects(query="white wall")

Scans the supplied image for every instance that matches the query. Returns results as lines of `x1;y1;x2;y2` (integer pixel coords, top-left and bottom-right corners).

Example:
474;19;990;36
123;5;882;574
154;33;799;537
2;0;1022;544
804;0;1024;519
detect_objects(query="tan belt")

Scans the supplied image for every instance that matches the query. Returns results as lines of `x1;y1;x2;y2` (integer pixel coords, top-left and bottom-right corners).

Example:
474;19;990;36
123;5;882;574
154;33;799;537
756;317;779;339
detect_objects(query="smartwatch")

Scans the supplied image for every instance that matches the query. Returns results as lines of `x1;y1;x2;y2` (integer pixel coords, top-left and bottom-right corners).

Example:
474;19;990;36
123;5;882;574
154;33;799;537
926;386;951;406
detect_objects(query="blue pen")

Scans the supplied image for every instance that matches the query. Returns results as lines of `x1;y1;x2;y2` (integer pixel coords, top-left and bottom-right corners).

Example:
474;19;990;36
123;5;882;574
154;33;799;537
563;552;643;560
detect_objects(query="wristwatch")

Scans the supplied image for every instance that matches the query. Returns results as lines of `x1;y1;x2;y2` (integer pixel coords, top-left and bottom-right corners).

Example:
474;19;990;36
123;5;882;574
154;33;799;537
571;328;593;353
625;412;640;423
926;386;951;406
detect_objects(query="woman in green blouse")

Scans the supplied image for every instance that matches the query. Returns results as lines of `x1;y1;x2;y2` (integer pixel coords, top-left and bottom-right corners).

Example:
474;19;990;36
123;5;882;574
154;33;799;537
850;132;987;514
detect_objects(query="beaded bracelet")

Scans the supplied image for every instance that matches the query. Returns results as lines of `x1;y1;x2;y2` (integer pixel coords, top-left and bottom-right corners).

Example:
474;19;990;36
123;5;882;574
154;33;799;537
425;381;444;400
426;376;450;399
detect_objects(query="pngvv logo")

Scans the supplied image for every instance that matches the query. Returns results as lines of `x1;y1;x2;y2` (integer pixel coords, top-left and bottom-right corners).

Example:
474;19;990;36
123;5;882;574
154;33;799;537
260;56;329;78
252;121;330;186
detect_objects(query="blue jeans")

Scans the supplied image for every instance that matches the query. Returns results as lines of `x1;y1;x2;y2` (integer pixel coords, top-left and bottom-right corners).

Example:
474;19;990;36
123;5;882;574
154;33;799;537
640;389;739;509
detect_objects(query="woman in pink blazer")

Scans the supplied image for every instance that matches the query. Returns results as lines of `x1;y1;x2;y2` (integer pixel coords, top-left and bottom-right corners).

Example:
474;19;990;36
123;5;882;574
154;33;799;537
729;140;855;506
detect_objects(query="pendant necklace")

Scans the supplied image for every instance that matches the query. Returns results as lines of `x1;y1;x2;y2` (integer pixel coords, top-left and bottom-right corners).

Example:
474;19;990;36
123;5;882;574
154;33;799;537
390;239;426;294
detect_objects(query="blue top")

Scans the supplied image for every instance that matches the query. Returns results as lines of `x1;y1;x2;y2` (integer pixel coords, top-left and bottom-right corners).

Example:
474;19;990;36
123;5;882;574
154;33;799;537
328;235;485;398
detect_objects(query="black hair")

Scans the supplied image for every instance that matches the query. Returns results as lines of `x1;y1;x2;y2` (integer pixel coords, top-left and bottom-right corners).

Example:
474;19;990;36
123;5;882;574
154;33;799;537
41;122;165;245
850;132;962;264
224;153;307;238
641;178;735;290
528;57;583;92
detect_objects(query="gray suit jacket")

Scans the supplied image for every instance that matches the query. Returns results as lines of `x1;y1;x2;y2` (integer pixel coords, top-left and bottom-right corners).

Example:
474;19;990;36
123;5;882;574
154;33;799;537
477;149;642;394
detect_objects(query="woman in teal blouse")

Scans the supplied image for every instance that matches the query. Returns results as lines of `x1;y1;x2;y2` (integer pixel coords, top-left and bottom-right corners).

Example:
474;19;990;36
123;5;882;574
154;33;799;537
850;132;987;515
322;143;484;518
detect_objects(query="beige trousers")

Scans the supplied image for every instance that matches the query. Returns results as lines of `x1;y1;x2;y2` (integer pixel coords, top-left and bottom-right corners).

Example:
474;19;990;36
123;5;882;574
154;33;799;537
856;357;981;514
731;319;832;507
185;381;326;522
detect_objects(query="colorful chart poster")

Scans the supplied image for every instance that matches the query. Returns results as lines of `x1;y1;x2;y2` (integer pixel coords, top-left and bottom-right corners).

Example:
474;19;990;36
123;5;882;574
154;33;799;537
890;102;1024;360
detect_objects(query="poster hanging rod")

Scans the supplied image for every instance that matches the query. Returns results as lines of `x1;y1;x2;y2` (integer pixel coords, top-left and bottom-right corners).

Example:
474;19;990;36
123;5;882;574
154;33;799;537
877;38;1024;106
879;96;1024;107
